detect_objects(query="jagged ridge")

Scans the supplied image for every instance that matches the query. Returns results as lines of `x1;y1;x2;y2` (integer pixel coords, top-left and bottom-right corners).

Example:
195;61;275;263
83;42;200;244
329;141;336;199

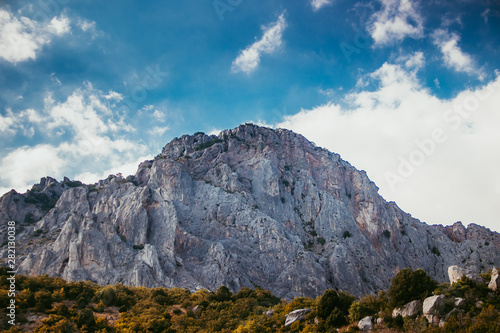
1;124;499;298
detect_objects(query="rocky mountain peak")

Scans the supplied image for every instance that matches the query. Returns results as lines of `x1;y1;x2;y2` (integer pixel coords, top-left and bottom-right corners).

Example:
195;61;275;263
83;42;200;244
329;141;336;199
1;124;499;299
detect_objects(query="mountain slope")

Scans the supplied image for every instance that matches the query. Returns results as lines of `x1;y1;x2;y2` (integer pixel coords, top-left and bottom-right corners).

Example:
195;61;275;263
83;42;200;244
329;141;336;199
1;124;499;298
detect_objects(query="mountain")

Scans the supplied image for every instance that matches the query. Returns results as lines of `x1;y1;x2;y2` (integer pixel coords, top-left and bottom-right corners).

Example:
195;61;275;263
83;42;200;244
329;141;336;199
1;124;499;299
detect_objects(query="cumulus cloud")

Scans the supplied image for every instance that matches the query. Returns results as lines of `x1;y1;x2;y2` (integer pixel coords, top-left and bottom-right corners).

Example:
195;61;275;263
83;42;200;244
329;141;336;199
231;13;287;74
432;29;481;77
0;8;70;64
0;83;149;194
277;63;500;231
311;0;333;11
369;0;423;46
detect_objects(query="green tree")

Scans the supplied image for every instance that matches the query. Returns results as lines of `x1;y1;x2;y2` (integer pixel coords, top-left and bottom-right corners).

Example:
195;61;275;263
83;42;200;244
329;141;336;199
389;268;437;307
318;289;356;328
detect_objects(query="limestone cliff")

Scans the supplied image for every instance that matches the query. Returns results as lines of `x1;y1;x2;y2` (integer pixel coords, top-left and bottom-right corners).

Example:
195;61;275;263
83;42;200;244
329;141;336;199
1;124;499;298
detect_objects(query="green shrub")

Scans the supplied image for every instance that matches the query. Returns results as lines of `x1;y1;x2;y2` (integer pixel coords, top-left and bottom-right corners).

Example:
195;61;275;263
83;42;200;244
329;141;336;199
448;276;489;301
195;138;223;151
349;294;384;322
318;289;356;328
389;268;437;307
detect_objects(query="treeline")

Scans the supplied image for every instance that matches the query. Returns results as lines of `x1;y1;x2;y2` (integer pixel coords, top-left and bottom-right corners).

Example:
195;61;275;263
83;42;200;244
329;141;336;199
1;266;499;332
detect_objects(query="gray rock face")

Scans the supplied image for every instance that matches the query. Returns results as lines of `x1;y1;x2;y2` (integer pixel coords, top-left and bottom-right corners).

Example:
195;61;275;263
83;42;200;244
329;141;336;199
284;308;312;327
1;124;500;299
392;300;421;318
358;316;373;331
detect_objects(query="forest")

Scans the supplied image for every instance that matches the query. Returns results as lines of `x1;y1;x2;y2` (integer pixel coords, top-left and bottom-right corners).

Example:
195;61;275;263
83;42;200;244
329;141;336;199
1;266;499;332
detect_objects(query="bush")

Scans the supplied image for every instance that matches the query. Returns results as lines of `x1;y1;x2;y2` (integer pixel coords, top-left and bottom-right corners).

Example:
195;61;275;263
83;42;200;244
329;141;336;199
34;290;53;311
195;138;223;151
318;289;356;328
448;276;489;301
389;268;437;307
349;294;384;322
35;315;77;332
211;285;233;302
466;305;500;333
49;303;70;317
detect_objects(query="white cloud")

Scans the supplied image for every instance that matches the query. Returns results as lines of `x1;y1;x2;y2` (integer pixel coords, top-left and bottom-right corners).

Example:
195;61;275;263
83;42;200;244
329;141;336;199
311;0;333;11
432;29;481;77
0;8;70;64
397;51;425;70
149;126;169;137
278;63;500;232
75;154;152;184
152;109;166;122
77;19;96;32
46;15;71;35
0;108;37;137
77;18;99;39
208;128;222;136
0;83;148;194
231;13;287;74
369;0;423;46
0;145;66;190
103;90;123;101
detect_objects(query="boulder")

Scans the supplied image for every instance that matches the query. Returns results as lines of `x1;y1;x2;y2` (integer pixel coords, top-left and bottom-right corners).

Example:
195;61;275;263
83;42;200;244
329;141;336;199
265;309;274;317
448;266;464;285
392;300;422;318
358;316;374;331
376;317;384;326
488;271;500;291
454;297;466;308
284;308;312;327
439;308;460;328
423;295;446;326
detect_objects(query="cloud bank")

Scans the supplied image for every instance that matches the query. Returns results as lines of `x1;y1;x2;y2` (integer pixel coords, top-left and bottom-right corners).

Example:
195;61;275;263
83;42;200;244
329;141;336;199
278;62;500;229
0;8;70;64
0;83;149;194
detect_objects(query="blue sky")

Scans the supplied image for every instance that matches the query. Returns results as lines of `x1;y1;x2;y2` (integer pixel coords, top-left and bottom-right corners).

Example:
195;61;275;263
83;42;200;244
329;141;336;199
1;0;500;231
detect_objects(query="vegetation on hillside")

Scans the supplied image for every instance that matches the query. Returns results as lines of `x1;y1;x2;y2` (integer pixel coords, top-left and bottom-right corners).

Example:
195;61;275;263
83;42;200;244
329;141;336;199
1;266;499;332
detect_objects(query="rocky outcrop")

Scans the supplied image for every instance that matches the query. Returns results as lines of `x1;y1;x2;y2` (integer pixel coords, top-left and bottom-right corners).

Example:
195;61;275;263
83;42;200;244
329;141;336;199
448;266;464;285
489;268;500;291
1;124;500;299
284;309;312;327
358;316;373;331
392;300;421;318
